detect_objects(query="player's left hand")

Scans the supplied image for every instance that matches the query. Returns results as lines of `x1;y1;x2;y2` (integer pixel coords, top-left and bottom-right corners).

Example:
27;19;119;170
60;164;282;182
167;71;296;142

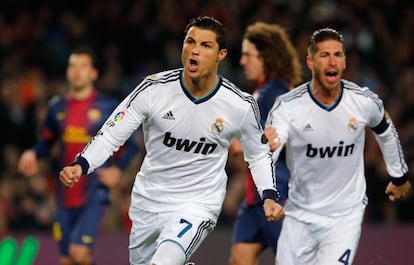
97;166;122;188
385;180;412;202
263;199;285;222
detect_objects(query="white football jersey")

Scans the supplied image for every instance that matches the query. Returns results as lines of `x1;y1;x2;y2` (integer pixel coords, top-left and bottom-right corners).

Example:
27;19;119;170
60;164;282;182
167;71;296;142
267;79;408;217
78;69;275;220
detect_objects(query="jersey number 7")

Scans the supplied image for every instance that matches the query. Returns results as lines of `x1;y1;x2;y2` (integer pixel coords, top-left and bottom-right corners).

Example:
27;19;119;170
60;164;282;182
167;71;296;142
177;218;193;238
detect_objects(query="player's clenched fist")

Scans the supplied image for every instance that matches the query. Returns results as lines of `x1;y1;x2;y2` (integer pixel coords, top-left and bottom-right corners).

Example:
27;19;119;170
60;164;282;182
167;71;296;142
263;199;285;222
263;127;281;152
59;164;82;188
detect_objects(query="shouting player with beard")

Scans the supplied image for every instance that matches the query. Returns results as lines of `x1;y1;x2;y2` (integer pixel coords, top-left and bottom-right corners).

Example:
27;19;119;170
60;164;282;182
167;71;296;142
265;28;411;265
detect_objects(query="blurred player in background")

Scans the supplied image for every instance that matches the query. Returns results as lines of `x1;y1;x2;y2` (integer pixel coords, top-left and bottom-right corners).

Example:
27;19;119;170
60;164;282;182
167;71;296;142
58;16;284;265
18;46;139;265
228;22;302;265
264;28;412;265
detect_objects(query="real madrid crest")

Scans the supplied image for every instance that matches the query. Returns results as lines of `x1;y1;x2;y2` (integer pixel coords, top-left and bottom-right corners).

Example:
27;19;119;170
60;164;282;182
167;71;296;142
347;117;358;132
211;117;224;134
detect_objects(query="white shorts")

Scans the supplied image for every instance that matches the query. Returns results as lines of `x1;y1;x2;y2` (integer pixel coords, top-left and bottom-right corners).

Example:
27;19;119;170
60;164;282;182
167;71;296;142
128;205;216;265
276;205;365;265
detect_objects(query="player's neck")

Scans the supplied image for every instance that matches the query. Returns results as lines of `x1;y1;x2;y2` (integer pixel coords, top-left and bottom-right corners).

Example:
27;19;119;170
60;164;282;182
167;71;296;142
184;74;219;99
69;86;94;100
310;81;340;106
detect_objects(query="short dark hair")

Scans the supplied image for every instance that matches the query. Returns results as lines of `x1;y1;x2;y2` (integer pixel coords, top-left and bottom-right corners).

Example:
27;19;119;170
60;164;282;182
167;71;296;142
307;28;344;55
184;16;228;50
69;46;99;69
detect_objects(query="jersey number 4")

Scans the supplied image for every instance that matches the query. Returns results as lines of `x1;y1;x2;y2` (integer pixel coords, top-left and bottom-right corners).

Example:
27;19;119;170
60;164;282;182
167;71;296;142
338;249;351;265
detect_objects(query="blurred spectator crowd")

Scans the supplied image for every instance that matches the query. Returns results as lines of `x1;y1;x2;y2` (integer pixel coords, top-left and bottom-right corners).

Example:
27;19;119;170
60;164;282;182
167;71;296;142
0;0;413;236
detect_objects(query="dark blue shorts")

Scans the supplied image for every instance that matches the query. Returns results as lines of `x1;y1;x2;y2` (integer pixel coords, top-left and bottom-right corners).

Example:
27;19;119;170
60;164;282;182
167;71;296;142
53;202;105;255
231;202;283;254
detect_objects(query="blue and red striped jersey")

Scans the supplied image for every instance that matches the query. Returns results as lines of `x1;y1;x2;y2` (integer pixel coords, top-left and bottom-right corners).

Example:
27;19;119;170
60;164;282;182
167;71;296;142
33;90;138;208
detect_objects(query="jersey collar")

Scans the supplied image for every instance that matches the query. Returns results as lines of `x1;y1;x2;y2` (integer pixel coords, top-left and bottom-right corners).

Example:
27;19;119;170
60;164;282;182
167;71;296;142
180;71;222;104
307;81;343;111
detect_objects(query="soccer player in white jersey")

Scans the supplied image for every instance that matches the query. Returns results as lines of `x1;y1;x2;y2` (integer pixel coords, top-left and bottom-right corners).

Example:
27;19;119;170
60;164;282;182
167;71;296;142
264;28;412;265
59;16;284;265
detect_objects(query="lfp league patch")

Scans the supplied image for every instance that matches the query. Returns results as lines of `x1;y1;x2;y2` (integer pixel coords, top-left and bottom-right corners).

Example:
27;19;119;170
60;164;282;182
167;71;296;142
106;111;126;127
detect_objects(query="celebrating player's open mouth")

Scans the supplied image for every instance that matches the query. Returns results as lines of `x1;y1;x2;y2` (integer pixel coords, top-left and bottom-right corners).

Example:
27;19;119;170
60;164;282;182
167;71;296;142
188;58;199;72
325;70;338;83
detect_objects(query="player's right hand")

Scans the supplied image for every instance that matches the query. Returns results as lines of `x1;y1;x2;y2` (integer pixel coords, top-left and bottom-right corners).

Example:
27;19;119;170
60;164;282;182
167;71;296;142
17;150;38;177
263;127;281;152
59;165;82;188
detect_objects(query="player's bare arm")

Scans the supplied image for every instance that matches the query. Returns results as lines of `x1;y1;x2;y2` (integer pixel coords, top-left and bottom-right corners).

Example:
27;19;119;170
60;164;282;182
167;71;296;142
385;180;412;202
262;127;281;152
263;199;284;222
59;164;82;188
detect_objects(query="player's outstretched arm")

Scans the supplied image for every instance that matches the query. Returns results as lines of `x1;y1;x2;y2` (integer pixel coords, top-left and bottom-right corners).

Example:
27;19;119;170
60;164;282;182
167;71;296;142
263;199;285;222
385;180;412;202
59;164;82;188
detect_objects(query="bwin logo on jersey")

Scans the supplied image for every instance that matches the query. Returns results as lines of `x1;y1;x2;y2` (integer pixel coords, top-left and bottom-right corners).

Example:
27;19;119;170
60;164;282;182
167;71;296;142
163;132;217;154
306;141;354;158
